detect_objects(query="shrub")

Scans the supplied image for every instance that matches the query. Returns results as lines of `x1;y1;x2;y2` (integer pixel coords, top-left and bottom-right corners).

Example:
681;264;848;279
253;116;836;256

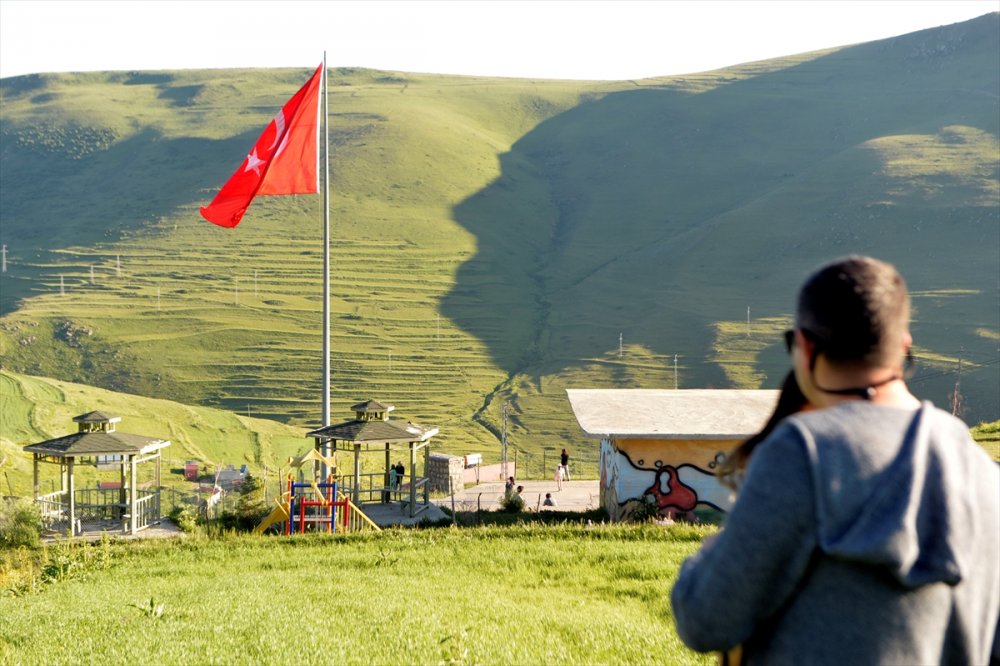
0;498;42;549
168;505;198;534
498;492;525;514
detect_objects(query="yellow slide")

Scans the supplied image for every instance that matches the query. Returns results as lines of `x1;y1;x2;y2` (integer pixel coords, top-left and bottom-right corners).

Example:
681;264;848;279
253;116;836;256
253;497;291;534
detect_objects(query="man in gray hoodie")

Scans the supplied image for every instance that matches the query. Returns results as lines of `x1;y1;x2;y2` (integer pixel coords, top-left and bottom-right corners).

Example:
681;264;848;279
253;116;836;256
671;256;1000;665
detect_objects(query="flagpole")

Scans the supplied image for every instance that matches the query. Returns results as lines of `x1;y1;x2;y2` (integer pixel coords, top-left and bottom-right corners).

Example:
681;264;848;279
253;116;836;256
321;52;332;478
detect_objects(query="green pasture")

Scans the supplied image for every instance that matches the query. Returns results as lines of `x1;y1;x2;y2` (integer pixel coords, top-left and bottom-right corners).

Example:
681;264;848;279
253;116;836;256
0;524;715;666
0;370;307;496
1;14;997;476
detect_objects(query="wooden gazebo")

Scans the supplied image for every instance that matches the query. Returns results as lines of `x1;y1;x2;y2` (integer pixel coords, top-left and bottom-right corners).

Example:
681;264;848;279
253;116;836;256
306;400;438;518
24;411;170;536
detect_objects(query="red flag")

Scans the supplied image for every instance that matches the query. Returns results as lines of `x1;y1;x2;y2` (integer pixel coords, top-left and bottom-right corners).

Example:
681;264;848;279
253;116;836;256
200;64;322;228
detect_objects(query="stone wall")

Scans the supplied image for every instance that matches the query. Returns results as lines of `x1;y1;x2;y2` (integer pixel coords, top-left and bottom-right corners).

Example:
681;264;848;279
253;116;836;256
427;453;464;494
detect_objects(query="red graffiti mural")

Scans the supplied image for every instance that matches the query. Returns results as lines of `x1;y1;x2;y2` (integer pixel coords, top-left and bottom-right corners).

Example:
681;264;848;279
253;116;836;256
644;465;698;515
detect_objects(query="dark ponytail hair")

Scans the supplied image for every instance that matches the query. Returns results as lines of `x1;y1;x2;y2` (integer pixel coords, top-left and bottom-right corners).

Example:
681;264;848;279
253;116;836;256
718;372;808;491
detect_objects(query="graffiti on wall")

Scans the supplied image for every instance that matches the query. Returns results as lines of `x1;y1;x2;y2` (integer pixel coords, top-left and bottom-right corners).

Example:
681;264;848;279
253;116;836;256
600;438;736;521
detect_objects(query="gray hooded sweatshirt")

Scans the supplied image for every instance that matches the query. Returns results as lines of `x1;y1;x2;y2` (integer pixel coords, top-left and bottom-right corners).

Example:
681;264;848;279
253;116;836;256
671;402;1000;665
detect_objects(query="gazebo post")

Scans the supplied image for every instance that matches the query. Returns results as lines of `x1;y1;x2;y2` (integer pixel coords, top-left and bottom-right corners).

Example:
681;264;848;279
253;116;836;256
155;451;162;521
32;453;39;499
384;443;390;500
353;443;361;506
423;442;430;506
408;441;417;518
119;458;127;522
129;454;138;535
67;457;77;536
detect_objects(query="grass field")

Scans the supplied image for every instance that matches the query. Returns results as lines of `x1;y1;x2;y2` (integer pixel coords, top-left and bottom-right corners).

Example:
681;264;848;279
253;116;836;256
1;15;997;478
0;523;715;665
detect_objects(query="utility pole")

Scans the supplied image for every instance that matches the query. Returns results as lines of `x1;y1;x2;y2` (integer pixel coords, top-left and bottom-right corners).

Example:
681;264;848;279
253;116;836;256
951;354;964;417
501;401;509;480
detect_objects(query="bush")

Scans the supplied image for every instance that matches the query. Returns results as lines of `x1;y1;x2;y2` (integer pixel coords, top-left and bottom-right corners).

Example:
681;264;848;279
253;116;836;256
0;498;43;549
168;505;198;534
498;492;525;514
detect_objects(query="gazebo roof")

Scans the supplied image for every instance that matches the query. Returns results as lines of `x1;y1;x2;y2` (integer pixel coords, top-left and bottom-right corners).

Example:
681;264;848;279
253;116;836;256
351;399;394;414
307;418;438;444
73;411;121;424
566;389;779;440
24;431;170;457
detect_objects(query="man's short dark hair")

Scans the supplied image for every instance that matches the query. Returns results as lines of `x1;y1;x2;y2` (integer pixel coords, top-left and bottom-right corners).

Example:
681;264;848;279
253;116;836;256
796;256;910;367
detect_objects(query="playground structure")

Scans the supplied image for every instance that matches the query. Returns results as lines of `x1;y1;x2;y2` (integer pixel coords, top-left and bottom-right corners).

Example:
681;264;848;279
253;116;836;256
254;448;381;534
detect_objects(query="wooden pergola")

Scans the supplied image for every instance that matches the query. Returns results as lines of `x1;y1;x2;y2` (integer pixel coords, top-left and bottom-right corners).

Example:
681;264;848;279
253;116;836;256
306;400;439;518
24;411;170;536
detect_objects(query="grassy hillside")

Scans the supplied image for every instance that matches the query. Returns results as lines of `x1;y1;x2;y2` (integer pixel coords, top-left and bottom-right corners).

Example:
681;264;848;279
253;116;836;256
1;15;997;471
0;370;306;496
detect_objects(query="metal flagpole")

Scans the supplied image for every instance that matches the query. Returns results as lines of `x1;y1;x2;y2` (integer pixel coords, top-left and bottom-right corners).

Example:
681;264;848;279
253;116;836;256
321;52;332;479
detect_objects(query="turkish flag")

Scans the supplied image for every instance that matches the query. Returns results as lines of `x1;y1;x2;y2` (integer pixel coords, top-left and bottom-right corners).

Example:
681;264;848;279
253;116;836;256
200;64;322;228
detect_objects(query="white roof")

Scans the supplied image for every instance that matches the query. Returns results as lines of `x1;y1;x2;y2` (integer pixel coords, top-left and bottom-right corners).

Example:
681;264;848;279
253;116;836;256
566;389;780;440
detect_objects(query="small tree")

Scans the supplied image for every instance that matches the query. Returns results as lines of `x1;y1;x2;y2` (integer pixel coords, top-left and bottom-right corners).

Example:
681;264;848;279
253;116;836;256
234;474;267;531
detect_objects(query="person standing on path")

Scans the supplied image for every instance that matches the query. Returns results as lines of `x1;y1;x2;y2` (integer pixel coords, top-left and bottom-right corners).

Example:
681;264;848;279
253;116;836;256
671;255;1000;665
560;448;570;481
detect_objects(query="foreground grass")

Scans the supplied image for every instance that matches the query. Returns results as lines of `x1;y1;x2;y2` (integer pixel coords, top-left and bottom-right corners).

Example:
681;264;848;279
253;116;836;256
0;523;714;665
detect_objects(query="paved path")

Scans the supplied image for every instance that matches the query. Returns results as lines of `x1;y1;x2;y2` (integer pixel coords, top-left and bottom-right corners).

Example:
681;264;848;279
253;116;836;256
436;479;600;513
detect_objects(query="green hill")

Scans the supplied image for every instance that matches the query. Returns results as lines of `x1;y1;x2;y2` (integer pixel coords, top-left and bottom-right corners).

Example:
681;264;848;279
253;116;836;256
0;369;307;496
1;14;997;472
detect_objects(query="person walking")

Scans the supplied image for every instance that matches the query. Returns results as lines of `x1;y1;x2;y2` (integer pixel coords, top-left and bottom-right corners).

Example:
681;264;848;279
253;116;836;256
671;256;1000;665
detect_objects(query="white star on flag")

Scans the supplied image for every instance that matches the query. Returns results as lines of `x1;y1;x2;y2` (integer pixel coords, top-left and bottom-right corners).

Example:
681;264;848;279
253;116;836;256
244;148;267;177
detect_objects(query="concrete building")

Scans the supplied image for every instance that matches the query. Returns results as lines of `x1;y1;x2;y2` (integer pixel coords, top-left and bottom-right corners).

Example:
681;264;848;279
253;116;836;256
566;389;778;521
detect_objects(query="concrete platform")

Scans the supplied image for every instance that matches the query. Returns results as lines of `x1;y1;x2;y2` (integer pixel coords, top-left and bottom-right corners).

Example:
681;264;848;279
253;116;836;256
359;501;449;527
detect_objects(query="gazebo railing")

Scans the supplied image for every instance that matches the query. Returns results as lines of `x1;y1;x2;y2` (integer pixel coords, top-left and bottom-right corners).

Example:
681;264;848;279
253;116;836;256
133;490;160;530
37;490;68;524
75;488;126;521
35;488;162;532
337;472;430;505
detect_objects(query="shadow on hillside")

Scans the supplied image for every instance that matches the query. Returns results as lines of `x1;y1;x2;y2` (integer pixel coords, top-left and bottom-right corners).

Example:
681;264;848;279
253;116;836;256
439;14;1000;419
0;125;263;314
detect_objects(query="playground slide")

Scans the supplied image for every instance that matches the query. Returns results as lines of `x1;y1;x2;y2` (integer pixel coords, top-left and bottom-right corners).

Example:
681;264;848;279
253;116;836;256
253;502;290;535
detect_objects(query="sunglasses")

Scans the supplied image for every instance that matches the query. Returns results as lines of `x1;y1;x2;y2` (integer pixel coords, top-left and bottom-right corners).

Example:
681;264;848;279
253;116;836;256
784;328;821;354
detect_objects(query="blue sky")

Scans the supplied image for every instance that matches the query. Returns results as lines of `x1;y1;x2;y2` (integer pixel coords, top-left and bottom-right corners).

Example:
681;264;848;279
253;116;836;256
1;0;997;80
